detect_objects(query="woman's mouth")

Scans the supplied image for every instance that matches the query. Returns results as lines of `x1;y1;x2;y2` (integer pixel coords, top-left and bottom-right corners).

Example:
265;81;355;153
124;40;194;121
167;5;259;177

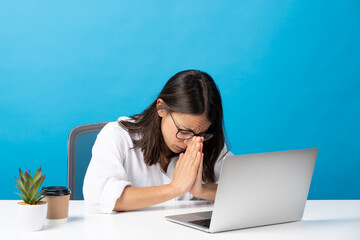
175;145;185;152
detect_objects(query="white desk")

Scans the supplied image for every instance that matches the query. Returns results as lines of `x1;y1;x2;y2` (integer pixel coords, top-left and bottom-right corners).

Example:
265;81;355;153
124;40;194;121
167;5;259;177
0;200;359;240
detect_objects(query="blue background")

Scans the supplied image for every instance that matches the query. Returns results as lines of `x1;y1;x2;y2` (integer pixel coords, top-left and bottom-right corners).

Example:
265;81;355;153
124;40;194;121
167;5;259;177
1;0;359;200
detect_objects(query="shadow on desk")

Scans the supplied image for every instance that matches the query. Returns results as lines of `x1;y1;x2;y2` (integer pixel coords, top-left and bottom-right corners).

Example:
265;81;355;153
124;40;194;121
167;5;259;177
301;218;360;228
44;216;84;231
68;216;84;223
193;218;360;236
114;200;213;213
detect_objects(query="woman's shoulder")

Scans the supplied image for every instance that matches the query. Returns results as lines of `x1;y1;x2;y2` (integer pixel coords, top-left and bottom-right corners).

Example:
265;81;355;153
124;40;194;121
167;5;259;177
101;116;128;129
98;116;133;140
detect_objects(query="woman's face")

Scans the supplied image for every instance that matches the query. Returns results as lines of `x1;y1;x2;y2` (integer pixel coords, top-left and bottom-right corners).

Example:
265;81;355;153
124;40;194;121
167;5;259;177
158;110;211;154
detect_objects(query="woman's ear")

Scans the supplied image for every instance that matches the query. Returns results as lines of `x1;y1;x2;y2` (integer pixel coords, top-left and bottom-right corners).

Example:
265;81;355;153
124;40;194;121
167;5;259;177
157;108;166;118
156;98;166;117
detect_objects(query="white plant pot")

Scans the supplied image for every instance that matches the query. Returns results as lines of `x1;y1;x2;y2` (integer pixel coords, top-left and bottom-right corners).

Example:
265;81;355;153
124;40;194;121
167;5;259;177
17;201;48;231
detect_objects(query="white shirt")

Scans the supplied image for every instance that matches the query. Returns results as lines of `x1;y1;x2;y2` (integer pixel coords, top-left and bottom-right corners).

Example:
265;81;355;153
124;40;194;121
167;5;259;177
83;117;232;214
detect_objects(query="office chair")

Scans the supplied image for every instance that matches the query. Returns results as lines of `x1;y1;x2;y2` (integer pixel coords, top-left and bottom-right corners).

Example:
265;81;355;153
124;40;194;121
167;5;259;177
67;122;108;200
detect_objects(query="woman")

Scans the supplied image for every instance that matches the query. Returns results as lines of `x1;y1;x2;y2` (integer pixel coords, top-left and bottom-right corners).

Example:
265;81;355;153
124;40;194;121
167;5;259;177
83;70;232;214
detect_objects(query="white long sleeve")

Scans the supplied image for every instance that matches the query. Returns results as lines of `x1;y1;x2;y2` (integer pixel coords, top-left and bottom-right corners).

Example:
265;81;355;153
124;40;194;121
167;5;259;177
83;117;232;214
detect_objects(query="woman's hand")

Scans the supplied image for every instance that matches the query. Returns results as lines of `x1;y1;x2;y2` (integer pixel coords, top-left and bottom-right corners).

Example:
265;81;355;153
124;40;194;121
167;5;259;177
189;138;205;198
170;137;203;196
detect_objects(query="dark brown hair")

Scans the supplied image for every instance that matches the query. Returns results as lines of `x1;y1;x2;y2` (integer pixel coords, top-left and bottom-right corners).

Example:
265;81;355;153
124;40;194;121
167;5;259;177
119;70;228;183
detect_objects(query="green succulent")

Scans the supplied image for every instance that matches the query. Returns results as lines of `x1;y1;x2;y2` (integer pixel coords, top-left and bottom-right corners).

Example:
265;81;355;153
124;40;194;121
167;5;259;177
15;168;46;205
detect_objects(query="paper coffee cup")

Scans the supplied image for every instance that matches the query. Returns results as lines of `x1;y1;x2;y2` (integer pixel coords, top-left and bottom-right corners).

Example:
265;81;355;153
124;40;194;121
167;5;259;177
42;186;71;224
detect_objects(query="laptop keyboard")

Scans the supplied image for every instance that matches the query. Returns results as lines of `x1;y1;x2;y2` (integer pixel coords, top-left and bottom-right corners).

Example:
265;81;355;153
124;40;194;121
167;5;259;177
189;219;211;228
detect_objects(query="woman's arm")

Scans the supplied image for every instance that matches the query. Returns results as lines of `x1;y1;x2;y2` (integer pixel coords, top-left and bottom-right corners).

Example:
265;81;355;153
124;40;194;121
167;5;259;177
114;184;179;211
115;183;218;211
193;184;218;202
114;136;203;211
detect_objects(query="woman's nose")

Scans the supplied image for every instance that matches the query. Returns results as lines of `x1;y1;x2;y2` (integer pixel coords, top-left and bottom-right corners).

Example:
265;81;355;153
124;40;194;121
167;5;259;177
183;138;192;146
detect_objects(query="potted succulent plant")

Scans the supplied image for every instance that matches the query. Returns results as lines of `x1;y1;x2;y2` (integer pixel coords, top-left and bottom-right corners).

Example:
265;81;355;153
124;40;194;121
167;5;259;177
15;168;47;231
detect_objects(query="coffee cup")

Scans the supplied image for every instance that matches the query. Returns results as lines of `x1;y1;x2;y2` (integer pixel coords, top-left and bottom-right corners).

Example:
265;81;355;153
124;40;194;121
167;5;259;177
42;186;71;224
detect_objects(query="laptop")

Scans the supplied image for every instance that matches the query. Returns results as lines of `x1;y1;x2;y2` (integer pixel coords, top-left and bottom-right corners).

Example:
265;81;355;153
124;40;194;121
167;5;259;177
165;148;318;233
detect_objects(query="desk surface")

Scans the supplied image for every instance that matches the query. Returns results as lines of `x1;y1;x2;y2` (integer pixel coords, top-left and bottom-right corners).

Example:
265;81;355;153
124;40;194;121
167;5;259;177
0;200;359;240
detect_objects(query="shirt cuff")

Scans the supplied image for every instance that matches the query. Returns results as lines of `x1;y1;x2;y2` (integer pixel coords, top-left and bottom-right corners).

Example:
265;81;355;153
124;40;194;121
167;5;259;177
100;178;132;214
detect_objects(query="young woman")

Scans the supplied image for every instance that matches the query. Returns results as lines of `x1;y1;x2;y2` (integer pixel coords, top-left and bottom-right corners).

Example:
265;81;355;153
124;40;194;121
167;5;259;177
83;70;232;213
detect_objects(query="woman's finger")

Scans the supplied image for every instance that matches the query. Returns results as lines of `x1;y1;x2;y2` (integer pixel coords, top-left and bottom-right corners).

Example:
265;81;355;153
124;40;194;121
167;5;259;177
196;153;203;179
182;137;195;157
175;153;185;169
183;137;198;164
192;151;202;169
177;153;184;163
191;142;201;163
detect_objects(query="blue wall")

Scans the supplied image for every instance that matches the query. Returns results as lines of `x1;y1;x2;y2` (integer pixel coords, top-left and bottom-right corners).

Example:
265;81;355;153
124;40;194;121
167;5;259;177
1;1;359;199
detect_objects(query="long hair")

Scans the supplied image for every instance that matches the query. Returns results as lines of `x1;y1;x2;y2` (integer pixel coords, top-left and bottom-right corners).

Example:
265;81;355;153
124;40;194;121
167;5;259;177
119;70;227;183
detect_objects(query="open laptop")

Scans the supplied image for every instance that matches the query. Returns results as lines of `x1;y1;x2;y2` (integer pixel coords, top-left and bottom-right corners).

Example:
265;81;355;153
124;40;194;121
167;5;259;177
165;148;318;233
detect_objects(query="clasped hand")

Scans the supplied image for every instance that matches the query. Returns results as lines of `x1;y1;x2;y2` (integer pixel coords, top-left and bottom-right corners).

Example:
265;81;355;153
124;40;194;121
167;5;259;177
171;136;204;198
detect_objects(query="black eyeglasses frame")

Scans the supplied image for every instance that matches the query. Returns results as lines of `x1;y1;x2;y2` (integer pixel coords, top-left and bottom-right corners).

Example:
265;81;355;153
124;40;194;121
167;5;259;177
168;111;213;141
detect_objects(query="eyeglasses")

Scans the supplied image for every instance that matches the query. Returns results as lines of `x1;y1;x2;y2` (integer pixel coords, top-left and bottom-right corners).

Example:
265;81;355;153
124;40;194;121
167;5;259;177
168;111;213;141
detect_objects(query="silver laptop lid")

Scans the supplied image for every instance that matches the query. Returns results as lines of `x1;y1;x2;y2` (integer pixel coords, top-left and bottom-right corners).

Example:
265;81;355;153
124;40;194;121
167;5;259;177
210;148;317;233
